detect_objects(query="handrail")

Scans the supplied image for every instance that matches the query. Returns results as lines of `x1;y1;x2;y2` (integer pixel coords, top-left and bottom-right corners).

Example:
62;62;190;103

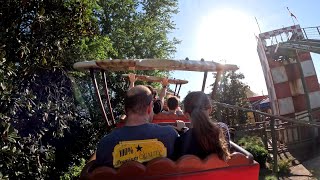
302;26;320;29
230;141;254;163
213;101;320;127
301;26;320;40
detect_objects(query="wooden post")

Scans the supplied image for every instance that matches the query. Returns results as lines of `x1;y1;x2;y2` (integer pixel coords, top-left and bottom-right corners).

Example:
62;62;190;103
201;58;207;92
174;84;178;95
297;125;302;142
177;84;182;96
270;117;278;174
263;116;269;150
201;71;208;92
211;71;223;100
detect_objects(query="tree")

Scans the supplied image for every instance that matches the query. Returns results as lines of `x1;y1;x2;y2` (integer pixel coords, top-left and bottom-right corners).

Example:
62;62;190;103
0;0;179;179
70;0;180;123
99;0;179;59
88;0;180;119
0;0;111;178
213;71;251;126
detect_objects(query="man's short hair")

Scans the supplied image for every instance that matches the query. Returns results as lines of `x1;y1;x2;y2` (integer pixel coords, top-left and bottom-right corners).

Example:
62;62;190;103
125;85;153;115
167;96;179;110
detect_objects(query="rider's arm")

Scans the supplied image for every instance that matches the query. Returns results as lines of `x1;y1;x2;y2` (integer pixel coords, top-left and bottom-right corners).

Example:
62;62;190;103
128;73;137;89
159;77;169;106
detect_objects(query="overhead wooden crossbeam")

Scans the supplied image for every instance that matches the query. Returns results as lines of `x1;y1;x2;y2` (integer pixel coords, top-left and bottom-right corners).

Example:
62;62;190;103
74;59;238;72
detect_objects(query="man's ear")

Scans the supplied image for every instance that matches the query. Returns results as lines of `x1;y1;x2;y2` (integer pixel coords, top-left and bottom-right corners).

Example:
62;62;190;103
147;102;153;114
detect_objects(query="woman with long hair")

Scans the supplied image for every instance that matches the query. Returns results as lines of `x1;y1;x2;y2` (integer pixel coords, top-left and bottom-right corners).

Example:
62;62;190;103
175;91;230;160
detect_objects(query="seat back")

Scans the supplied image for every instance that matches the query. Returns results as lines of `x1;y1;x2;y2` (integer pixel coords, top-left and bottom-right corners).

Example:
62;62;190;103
227;152;251;166
80;152;259;180
157;163;260;180
152;113;189;122
116;114;190;128
146;157;177;176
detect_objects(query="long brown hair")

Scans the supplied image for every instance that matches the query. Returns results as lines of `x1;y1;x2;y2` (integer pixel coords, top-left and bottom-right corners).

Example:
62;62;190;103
183;91;230;160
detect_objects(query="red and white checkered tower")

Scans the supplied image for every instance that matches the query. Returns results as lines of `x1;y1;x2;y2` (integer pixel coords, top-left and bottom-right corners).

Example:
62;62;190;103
257;25;320;121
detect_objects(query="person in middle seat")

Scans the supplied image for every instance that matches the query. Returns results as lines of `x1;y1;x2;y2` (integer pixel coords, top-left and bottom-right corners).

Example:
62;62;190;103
161;96;184;115
128;73;168;114
174;91;230;160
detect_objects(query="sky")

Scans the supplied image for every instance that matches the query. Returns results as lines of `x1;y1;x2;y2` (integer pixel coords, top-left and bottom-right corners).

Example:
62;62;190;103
168;0;320;99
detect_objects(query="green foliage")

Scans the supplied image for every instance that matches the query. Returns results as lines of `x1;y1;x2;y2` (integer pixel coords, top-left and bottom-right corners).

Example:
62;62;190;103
238;135;265;147
1;0;100;176
1;115;56;179
264;175;277;180
66;36;116;62
1;0;108;179
238;136;269;169
1;0;179;179
269;158;292;174
278;159;292;174
213;71;251;125
85;0;179;116
60;158;86;180
99;0;180;59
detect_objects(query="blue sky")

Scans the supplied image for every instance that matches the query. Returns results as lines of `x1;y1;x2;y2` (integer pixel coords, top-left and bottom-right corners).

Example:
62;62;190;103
169;0;320;99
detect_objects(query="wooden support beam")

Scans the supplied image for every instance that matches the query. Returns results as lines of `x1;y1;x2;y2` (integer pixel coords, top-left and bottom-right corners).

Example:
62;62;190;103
101;70;115;125
90;69;111;127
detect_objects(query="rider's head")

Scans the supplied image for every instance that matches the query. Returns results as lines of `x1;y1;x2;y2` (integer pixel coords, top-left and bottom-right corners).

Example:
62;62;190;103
167;96;179;111
183;91;230;160
125;85;154;120
146;85;157;100
183;91;211;116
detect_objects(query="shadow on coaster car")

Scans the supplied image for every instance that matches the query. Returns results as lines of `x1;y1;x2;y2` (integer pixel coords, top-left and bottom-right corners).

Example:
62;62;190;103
80;142;259;180
73;59;259;179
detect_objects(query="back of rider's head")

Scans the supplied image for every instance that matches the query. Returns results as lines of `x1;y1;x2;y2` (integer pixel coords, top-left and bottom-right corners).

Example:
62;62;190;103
167;96;179;111
125;85;153;116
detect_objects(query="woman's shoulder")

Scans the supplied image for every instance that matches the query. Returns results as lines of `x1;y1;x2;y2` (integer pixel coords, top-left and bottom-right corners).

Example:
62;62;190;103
179;128;193;139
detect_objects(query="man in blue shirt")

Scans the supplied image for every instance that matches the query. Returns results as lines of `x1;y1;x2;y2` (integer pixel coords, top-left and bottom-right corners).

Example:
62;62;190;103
96;85;178;167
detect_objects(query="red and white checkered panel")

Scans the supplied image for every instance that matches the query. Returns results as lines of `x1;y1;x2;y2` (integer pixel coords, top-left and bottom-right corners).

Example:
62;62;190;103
257;34;320;118
301;60;317;77
267;51;320;116
278;97;295;115
310;91;320;109
271;66;288;84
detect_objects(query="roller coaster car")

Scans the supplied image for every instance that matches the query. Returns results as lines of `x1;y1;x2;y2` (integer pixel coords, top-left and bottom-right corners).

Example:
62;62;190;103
73;59;259;180
81;151;259;180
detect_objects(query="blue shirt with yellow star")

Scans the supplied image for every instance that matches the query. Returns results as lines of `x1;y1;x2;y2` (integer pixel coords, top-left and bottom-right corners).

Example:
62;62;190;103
96;123;178;167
